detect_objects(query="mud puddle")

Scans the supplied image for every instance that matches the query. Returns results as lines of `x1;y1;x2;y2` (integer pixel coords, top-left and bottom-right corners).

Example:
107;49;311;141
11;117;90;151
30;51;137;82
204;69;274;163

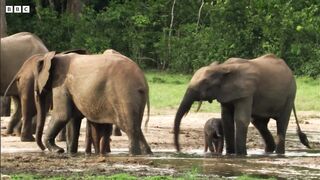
1;149;320;179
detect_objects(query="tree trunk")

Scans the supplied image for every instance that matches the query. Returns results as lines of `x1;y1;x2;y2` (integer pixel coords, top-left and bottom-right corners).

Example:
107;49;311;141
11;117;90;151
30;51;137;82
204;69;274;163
167;0;176;70
66;0;83;18
1;0;7;37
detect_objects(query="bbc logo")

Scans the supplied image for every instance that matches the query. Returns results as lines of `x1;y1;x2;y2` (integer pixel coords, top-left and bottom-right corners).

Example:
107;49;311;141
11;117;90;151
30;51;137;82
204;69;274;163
6;6;30;13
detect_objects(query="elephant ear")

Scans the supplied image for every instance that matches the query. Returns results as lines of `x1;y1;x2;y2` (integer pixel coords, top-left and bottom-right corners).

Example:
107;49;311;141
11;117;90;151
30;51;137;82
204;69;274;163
215;63;258;103
35;51;56;94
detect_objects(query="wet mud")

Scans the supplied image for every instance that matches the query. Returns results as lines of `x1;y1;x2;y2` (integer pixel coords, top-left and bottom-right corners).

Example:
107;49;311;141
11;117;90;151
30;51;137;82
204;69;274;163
1;112;320;179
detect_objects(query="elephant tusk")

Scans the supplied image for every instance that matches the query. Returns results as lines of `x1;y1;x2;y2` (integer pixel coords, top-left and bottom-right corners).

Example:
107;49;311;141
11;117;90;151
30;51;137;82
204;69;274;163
196;101;203;112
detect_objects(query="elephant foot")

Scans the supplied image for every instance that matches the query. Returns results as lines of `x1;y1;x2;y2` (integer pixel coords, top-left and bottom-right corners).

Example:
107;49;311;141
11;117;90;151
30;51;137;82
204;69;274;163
21;135;35;142
265;144;276;153
52;147;65;154
5;129;13;135
129;148;142;156
45;140;64;153
56;136;66;142
142;147;153;155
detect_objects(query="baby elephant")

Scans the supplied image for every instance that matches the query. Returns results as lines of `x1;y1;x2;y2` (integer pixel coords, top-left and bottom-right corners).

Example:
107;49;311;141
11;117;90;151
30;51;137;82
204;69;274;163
204;118;224;154
85;121;113;156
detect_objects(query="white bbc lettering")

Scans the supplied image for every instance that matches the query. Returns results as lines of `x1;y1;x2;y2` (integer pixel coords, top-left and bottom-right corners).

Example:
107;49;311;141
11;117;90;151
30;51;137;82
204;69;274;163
22;6;30;13
5;5;30;14
5;6;13;13
14;6;21;13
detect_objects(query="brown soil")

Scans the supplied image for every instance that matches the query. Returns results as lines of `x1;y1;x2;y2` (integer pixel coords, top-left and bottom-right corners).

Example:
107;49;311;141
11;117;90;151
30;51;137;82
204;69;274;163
1;111;320;178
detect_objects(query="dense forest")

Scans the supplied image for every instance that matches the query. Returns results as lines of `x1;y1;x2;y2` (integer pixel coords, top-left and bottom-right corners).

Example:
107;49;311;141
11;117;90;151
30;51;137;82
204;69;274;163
4;0;320;77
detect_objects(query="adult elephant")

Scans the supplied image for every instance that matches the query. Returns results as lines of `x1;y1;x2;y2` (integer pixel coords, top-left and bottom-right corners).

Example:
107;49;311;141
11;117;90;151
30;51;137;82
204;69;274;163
1;32;48;141
174;54;310;155
33;50;151;155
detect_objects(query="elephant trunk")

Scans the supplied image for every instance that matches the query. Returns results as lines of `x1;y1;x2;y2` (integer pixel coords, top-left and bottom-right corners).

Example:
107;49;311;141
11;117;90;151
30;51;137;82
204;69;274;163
174;89;197;151
35;92;46;151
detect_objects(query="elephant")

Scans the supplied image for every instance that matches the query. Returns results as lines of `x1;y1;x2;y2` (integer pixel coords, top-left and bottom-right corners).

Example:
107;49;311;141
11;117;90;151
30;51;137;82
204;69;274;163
174;54;310;155
32;50;151;155
85;120;112;155
1;32;48;141
204;118;224;154
0;96;11;116
4;50;88;142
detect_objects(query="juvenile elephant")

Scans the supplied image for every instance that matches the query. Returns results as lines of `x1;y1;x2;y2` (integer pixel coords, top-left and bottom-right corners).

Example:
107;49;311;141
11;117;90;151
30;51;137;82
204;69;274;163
4;50;87;143
33;50;151;155
204;118;224;154
85;120;112;155
1;32;48;141
174;54;310;155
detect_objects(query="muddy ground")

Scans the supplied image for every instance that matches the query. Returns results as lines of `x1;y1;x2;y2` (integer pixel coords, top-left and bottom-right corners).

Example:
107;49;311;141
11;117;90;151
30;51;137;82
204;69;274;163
1;111;320;179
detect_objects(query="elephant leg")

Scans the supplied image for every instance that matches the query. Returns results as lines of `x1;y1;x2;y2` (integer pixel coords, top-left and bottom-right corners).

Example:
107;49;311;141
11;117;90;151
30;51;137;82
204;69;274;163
204;133;209;152
31;116;37;134
217;138;224;154
6;96;22;135
251;117;275;153
233;97;252;155
274;102;293;154
20;93;36;142
57;127;66;142
45;118;68;153
207;135;215;153
100;123;113;155
90;122;101;154
221;104;235;154
66;116;82;154
126;127;142;155
138;129;152;155
13;121;22;136
45;98;73;153
112;125;122;136
0;96;11;116
85;121;93;155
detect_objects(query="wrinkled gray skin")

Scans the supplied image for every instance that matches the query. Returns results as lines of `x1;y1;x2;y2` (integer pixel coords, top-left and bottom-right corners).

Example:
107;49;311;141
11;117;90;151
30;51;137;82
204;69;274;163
1;32;48;141
204;118;224;154
174;54;310;155
33;50;151;155
0;97;11;116
4;50;89;146
85;120;113;156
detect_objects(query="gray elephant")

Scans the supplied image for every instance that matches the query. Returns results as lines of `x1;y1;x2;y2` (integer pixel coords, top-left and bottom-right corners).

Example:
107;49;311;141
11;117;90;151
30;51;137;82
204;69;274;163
85;120;112;155
204;118;224;154
4;50;89;144
1;32;48;141
32;50;151;155
174;54;310;155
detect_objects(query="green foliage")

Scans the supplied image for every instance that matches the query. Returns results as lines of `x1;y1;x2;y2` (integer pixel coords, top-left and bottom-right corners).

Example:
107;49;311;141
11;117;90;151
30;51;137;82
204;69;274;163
6;0;320;77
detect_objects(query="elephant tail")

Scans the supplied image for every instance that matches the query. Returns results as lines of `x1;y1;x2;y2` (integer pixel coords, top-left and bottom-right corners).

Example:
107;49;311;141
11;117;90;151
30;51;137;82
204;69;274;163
293;104;311;149
144;95;150;132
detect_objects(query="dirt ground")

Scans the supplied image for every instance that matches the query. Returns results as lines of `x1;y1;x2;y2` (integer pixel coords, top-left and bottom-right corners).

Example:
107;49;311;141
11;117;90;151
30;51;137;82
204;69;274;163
1;111;320;179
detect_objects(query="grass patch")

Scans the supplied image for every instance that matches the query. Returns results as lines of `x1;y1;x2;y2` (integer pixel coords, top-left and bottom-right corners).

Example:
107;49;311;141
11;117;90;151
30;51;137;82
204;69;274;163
146;71;320;112
146;71;220;113
295;77;320;111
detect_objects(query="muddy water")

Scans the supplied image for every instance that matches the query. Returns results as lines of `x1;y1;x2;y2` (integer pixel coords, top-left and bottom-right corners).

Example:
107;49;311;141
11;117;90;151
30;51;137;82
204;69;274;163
2;148;320;179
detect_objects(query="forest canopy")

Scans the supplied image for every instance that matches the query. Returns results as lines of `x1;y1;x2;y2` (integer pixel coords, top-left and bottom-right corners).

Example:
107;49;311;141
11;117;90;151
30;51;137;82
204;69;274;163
5;0;320;77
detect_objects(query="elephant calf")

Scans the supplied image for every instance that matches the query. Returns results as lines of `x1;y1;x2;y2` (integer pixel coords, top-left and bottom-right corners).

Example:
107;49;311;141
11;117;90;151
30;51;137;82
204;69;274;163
85;121;112;155
204;118;224;154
